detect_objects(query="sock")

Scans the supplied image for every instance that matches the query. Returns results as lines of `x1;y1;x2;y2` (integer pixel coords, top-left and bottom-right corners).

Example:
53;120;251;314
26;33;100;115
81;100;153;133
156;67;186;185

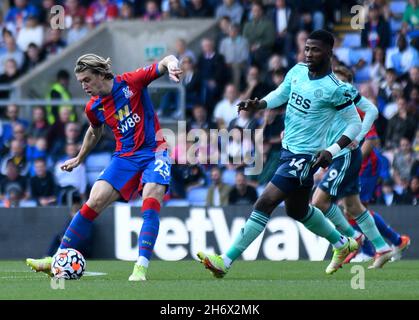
370;210;402;246
355;210;390;252
137;198;160;267
301;206;347;248
324;204;357;237
351;222;376;256
225;210;269;264
60;204;98;254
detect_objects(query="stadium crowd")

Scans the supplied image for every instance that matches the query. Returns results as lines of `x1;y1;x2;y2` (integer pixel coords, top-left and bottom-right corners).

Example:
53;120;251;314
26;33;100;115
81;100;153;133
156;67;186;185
0;0;418;207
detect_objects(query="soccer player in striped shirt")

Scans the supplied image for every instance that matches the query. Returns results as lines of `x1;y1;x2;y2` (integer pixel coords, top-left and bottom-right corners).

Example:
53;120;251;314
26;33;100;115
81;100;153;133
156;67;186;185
26;53;182;281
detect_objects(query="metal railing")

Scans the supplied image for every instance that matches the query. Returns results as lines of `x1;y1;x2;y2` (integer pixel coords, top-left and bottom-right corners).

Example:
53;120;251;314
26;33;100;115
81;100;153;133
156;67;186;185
0;83;185;123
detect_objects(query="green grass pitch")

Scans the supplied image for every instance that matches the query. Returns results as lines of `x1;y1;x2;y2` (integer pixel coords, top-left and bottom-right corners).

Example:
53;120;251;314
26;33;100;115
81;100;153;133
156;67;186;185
1;260;419;300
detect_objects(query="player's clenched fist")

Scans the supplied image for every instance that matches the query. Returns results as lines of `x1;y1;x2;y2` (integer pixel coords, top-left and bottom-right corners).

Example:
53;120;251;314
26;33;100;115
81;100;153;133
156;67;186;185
60;157;81;172
312;150;332;170
168;61;182;83
237;98;262;114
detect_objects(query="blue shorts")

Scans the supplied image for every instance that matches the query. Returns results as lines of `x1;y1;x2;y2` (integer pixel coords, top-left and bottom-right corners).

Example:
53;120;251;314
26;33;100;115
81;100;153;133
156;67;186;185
97;150;171;201
318;148;362;199
359;175;378;203
270;148;316;194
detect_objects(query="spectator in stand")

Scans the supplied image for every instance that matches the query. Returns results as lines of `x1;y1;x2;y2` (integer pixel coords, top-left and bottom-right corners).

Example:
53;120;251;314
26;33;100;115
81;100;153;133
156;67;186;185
187;0;213;18
228;109;259;131
143;0;162;21
16;14;43;52
265;54;287;88
21;42;45;73
215;0;243;25
370;46;387;87
393;137;416;183
295;0;325;30
382;82;404;119
64;0;87;29
5;0;39;34
288;29;309;66
43;28;67;58
47;107;75;151
0;29;24;75
385;97;417;149
386;33;419;77
86;0;119;28
26;134;48;174
38;0;57;25
222;126;253;171
0;104;29;143
228;171;258;205
377;67;398;112
197;37;229;113
243;2;275;69
214;15;231;48
119;0;135;20
67;15;89;45
377;179;404;206
401;0;419;35
180;56;202;110
206;166;231;206
404;66;419;98
0;138;29;176
406;85;419;118
213;83;240;129
239;65;271;101
30;158;57;206
11;122;27;146
219;23;249;89
0;58;21;87
54;142;87;200
45;69;77;125
187;104;217;131
50;122;83;163
163;0;188;19
361;3;391;50
174;38;196;64
404;175;419;206
0;9;16;39
29;106;50;139
0;160;29;207
268;0;299;55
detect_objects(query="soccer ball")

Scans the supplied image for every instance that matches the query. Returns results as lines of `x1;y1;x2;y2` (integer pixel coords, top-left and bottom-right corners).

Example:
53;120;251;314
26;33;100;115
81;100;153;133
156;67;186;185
51;248;86;280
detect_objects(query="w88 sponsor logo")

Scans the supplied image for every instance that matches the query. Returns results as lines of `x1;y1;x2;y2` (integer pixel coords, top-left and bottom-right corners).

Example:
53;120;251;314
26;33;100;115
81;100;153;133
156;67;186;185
118;113;141;133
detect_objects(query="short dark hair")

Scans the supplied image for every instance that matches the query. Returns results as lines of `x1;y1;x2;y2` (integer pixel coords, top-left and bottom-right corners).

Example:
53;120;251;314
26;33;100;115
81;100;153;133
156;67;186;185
308;29;335;48
57;69;70;80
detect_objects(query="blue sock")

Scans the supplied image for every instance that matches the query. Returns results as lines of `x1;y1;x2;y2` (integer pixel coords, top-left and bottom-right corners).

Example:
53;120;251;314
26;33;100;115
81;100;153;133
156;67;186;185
370;210;402;246
137;198;161;266
60;204;98;255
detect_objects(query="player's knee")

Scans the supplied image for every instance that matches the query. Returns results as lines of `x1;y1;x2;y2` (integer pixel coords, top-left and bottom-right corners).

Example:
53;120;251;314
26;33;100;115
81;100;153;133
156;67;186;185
311;198;329;213
86;194;107;212
253;196;275;216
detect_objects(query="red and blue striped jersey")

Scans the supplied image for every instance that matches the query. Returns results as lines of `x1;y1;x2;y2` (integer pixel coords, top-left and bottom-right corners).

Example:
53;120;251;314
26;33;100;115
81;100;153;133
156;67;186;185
358;108;379;177
85;63;166;157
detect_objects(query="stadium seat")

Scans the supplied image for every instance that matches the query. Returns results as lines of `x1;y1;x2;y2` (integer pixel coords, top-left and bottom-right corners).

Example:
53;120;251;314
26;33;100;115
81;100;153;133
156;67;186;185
342;33;361;48
165;199;190;207
389;1;407;15
354;65;371;83
349;48;373;66
222;169;236;185
390;18;403;33
187;187;208;206
85;152;112;186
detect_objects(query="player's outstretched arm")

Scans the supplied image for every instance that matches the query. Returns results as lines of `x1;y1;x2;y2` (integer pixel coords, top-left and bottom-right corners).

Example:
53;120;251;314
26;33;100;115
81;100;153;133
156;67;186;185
350;96;379;149
61;125;103;172
157;55;182;82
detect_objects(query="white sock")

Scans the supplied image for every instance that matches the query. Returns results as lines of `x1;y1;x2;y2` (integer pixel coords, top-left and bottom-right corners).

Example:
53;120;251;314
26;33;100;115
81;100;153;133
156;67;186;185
136;256;149;268
333;236;348;249
353;230;362;239
221;254;232;268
